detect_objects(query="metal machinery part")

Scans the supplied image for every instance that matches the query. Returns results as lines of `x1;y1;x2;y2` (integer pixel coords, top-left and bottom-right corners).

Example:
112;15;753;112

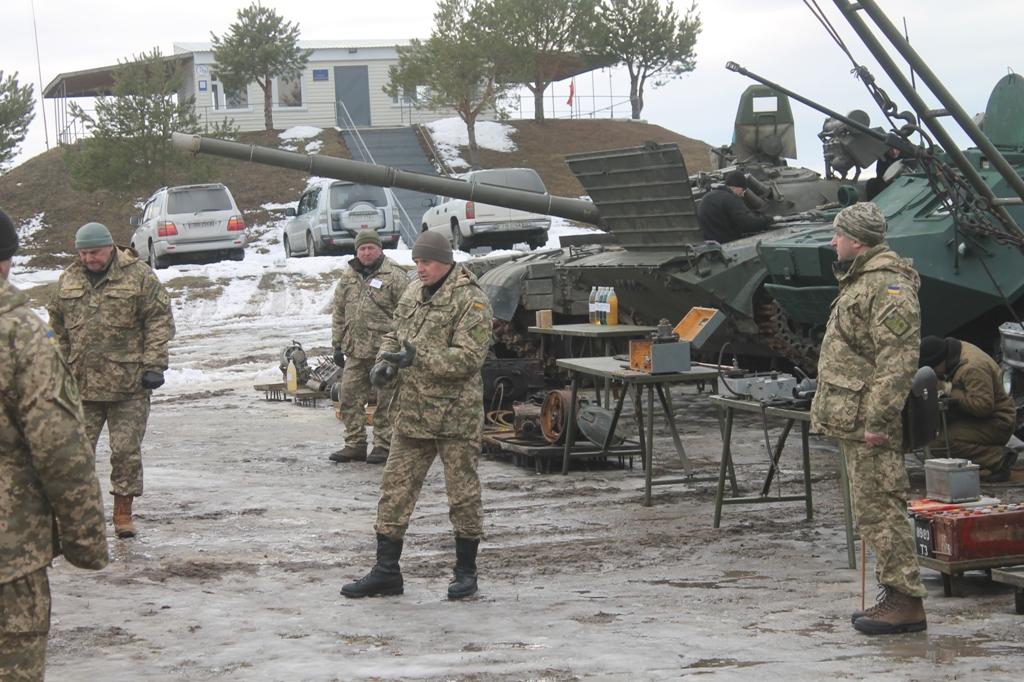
280;341;311;384
512;402;544;441
576;404;625;447
541;389;580;445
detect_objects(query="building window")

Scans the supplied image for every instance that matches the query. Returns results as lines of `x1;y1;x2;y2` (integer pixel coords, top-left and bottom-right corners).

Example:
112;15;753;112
392;86;420;105
312;69;328;82
225;83;249;110
276;76;303;108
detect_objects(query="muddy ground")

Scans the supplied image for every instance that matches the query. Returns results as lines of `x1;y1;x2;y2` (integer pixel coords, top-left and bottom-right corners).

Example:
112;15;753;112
42;318;1024;680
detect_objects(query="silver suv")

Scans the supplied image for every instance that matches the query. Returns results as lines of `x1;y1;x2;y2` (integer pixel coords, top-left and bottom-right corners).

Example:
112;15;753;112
131;183;246;269
283;180;402;257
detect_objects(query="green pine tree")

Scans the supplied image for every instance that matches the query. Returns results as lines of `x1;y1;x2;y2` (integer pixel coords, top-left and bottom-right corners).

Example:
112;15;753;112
0;71;36;172
64;48;207;192
211;2;312;131
598;0;702;119
385;0;512;169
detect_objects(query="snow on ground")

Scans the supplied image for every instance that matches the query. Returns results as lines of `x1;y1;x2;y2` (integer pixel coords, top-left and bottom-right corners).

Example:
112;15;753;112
9;214;605;390
426;117;517;170
278;126;323;141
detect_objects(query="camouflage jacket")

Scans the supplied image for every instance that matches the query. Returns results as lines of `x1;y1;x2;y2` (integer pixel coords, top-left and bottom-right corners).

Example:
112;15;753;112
47;248;175;401
379;264;493;439
811;244;921;442
1;278;108;582
332;256;410;360
947;340;1016;428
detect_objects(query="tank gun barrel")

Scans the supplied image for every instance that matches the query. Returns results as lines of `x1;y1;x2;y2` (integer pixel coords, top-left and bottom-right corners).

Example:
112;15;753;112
171;132;602;227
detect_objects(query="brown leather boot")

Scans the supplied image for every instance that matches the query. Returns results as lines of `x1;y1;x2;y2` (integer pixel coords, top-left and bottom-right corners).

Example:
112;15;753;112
853;586;927;634
113;495;137;539
329;444;367;463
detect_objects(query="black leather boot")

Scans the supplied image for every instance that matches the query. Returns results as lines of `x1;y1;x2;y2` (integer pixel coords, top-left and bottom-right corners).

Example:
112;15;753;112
341;534;404;598
447;537;479;600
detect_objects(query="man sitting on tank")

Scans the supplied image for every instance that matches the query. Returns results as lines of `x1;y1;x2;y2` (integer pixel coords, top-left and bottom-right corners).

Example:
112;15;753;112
696;171;775;243
919;335;1019;482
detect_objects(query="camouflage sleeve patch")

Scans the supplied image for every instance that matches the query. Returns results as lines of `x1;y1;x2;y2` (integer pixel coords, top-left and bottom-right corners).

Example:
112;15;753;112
882;311;911;337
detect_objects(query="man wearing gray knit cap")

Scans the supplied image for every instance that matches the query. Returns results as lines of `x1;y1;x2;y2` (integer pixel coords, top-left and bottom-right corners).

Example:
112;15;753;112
330;229;410;464
48;222;175;539
812;201;928;635
342;229;493;601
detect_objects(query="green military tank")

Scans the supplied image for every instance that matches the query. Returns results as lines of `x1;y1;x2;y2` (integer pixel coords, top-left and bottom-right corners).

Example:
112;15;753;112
172;117;873;368
752;1;1024;370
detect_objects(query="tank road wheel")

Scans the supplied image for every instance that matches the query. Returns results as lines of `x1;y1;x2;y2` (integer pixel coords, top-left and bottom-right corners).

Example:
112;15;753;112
307;230;321;257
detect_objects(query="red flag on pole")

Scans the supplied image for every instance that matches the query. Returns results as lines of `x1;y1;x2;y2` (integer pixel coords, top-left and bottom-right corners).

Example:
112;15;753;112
566;80;575;107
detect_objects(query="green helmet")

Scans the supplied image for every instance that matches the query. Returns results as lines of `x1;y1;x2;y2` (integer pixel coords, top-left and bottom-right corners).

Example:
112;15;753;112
75;222;114;249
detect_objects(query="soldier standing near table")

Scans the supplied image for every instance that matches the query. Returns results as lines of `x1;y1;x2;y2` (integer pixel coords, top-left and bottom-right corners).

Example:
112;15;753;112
811;202;928;635
329;229;410;465
1;208;109;680
341;231;492;600
47;222;175;539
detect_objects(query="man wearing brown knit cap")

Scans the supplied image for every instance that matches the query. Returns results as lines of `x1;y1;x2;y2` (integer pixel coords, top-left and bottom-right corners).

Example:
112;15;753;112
812;201;928;635
330;229;410;464
342;230;493;601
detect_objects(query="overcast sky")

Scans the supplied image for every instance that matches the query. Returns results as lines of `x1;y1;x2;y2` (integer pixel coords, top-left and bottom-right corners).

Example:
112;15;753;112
6;0;1021;174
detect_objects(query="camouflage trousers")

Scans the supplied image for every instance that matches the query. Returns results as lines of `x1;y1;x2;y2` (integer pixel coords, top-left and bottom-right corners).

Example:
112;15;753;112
929;414;1013;471
841;438;927;598
83;397;150;497
0;567;50;682
338;356;394;450
375;432;483;540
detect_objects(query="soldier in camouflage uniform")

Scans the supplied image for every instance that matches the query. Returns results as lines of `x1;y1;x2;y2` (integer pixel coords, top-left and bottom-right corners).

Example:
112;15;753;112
330;229;410;465
47;223;175;539
811;202;928;635
919;335;1018;481
342;231;492;600
1;208;109;681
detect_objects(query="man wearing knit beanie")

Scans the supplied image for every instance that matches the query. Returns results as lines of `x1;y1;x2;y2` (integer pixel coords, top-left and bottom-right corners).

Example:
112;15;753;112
48;221;176;539
329;228;410;465
918;335;1018;482
0;206;109;679
813;200;928;635
343;229;493;601
696;170;775;243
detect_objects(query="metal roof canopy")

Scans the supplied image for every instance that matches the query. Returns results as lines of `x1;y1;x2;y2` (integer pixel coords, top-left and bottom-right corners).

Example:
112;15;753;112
42;53;193;99
565;142;701;250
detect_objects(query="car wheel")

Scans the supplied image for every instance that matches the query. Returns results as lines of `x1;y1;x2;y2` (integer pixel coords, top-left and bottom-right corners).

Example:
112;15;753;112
231;248;245;262
283;235;292;257
452;224;468;252
148;241;166;269
307;230;321;257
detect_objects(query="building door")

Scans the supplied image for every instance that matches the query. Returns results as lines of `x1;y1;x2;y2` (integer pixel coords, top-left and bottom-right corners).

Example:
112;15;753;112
334;66;371;127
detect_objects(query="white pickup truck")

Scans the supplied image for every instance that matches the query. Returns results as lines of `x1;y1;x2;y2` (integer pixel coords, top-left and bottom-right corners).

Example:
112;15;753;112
420;168;551;251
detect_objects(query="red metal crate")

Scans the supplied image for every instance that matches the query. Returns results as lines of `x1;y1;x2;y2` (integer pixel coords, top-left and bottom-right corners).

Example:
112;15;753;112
931;506;1024;561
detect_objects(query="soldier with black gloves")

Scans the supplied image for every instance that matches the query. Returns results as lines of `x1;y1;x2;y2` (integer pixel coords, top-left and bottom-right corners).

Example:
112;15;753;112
329;229;410;464
47;222;175;538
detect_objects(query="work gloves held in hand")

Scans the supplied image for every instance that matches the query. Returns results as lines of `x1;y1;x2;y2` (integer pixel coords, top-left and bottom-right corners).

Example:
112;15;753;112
333;347;346;368
369;340;417;388
141;370;165;390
